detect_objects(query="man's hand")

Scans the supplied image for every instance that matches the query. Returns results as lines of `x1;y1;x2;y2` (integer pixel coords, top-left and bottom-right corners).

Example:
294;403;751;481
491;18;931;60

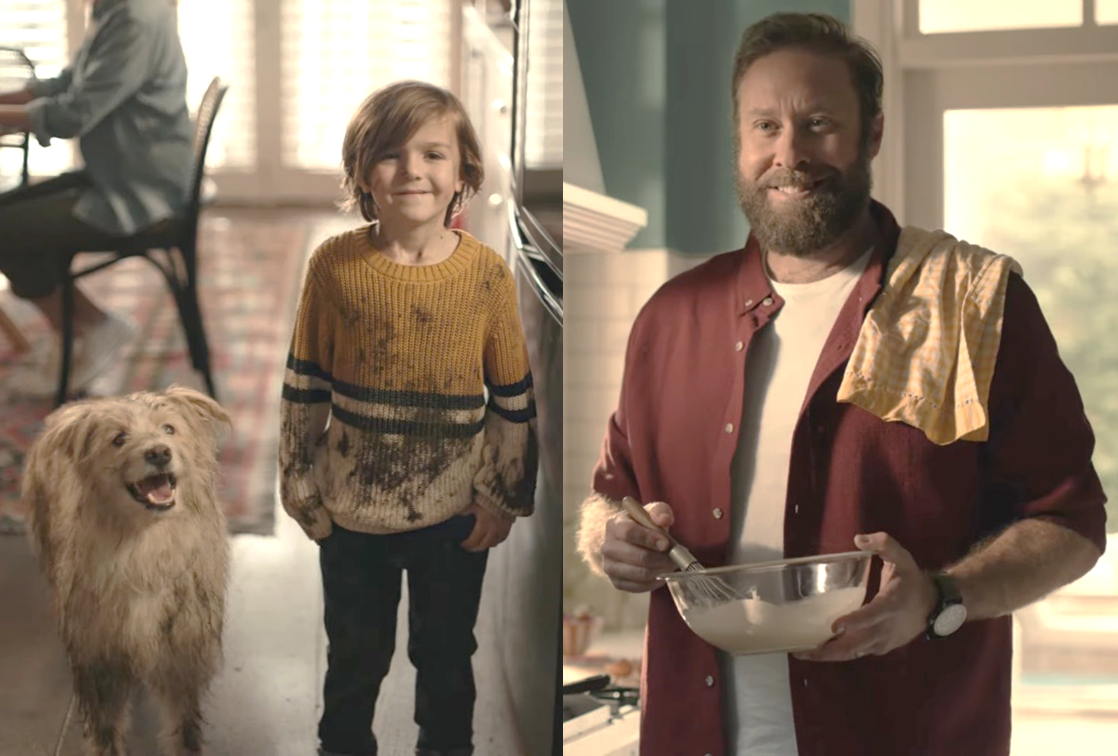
600;500;677;592
460;502;515;552
794;532;937;662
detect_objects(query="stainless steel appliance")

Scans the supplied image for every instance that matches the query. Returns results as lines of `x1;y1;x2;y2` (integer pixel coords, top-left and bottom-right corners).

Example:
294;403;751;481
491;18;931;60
461;1;563;754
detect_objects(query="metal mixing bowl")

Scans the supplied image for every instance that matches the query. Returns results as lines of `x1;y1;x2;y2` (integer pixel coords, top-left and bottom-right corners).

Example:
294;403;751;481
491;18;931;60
659;551;873;656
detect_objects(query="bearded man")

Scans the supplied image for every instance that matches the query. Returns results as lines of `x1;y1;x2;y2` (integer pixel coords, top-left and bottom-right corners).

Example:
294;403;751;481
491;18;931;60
576;12;1106;756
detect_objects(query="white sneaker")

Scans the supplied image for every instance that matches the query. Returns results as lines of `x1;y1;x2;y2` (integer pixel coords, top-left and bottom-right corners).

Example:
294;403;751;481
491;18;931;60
4;314;135;399
5;338;61;399
15;337;59;372
5;361;56;399
70;313;136;392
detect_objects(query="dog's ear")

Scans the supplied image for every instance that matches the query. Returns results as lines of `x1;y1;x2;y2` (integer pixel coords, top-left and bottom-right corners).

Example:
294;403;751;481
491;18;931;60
29;401;99;468
161;385;232;435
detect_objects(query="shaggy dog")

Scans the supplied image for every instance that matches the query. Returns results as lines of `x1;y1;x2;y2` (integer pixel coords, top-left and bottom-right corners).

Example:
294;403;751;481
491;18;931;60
22;386;232;756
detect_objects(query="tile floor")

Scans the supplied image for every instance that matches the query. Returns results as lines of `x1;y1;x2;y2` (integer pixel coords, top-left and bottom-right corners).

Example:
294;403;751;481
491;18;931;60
0;494;521;756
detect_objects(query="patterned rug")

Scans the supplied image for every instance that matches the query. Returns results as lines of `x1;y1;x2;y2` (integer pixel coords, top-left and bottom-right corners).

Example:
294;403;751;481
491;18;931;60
0;213;311;535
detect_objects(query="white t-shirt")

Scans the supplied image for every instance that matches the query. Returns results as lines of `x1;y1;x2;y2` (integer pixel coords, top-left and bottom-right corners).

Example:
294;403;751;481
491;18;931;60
723;248;872;755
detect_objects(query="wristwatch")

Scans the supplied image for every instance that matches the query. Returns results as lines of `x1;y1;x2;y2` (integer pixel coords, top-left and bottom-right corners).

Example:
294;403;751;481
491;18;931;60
926;572;967;640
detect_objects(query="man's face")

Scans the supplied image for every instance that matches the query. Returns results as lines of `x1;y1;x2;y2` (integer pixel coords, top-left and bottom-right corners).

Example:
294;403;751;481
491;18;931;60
735;47;883;257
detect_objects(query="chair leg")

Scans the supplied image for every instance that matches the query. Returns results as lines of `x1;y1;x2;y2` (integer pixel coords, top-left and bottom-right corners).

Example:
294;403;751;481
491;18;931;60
56;270;75;407
20;138;30;187
168;253;217;400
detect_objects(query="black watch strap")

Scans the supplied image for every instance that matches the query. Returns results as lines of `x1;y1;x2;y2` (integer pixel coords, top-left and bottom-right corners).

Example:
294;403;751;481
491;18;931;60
926;572;966;640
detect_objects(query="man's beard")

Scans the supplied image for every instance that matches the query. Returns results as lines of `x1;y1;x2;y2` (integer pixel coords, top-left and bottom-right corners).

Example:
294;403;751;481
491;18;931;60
736;149;873;258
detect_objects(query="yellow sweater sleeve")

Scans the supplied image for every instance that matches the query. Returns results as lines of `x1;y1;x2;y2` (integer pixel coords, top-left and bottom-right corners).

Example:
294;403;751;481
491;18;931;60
278;256;335;540
472;265;538;518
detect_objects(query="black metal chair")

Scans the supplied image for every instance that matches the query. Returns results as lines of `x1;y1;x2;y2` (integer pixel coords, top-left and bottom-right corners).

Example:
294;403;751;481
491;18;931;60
0;47;35;189
55;77;228;406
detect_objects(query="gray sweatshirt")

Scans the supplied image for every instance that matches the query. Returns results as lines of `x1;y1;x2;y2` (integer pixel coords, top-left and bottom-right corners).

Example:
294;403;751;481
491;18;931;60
26;0;193;235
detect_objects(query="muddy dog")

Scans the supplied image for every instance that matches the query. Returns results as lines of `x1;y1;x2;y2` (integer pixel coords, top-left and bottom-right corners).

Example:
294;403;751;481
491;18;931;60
22;386;231;756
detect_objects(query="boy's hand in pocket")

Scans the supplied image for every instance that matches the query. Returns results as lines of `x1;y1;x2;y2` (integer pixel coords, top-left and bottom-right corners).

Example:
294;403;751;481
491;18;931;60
460;503;514;552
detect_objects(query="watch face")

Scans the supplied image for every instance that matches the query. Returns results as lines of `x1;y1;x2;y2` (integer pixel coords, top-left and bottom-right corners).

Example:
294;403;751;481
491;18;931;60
933;604;967;637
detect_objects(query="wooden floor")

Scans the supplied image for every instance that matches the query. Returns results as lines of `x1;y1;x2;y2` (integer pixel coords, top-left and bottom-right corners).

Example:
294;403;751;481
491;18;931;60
0;208;521;756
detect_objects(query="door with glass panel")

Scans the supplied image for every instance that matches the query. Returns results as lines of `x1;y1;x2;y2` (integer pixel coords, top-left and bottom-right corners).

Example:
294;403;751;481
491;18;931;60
901;9;1118;738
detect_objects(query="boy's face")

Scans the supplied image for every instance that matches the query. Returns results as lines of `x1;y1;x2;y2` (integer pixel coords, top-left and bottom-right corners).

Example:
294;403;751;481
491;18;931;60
362;116;465;229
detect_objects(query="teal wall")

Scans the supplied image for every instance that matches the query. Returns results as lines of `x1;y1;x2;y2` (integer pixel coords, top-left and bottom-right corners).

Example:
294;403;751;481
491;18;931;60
568;0;852;255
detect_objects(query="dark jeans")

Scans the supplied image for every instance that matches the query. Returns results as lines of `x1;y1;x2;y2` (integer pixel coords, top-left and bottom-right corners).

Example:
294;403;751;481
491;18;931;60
0;171;124;299
318;519;487;756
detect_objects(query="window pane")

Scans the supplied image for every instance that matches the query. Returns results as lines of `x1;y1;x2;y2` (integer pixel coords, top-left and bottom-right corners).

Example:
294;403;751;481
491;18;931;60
0;0;75;178
946;106;1118;749
1099;0;1118;25
944;106;1118;532
920;0;1081;34
178;0;257;170
280;0;452;172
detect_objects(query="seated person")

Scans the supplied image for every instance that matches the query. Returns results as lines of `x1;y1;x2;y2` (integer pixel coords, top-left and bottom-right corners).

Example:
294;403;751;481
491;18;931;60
0;0;192;393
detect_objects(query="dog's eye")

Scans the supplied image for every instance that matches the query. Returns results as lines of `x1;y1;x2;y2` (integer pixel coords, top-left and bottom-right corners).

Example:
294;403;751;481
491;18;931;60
112;432;127;447
162;424;175;435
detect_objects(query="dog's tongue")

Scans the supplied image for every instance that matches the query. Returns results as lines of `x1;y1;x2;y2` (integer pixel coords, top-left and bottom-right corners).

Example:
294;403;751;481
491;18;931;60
139;474;174;505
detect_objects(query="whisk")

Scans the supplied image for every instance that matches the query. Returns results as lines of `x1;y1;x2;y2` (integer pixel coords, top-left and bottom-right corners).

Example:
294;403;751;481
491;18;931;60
620;496;743;604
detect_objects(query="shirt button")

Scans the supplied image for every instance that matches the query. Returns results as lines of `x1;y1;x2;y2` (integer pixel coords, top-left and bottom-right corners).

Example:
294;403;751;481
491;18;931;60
734;340;744;352
744;299;753;308
725;423;734;433
762;296;774;306
713;508;723;519
794;505;800;515
705;675;714;687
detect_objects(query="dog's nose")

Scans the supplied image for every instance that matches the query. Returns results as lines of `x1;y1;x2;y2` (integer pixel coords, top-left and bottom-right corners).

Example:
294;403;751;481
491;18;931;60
145;444;172;467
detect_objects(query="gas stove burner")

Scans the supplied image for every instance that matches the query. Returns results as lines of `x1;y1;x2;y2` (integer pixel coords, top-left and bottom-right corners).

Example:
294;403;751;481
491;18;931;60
561;677;641;722
590;687;640;712
562;684;641;755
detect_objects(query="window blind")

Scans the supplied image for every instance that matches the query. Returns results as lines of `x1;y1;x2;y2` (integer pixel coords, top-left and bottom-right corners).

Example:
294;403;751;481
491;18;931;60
279;0;453;172
524;0;561;168
177;0;257;169
0;0;73;176
0;0;256;176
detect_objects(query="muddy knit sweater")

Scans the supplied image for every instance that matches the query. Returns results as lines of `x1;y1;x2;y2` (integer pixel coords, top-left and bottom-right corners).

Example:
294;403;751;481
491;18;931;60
279;227;537;540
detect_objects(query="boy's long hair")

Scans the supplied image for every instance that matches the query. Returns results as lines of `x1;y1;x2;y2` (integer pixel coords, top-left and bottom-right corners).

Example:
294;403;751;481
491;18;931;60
341;80;485;227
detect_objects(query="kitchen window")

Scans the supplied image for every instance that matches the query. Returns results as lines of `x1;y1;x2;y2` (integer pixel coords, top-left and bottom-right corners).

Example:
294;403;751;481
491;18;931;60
855;2;1118;752
0;0;73;178
0;0;457;202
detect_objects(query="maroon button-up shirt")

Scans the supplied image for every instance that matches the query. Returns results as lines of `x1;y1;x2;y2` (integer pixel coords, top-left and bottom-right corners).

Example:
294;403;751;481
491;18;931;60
591;202;1107;756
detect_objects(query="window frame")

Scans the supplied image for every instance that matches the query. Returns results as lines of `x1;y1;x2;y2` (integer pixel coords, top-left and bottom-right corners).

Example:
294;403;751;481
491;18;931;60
853;0;1118;223
4;0;461;204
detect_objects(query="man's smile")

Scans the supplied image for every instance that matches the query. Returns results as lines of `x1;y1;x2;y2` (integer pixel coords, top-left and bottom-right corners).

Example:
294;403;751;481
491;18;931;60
768;177;827;200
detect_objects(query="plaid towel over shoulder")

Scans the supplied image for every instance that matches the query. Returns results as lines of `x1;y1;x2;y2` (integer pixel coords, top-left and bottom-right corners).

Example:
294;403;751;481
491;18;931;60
837;226;1023;445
